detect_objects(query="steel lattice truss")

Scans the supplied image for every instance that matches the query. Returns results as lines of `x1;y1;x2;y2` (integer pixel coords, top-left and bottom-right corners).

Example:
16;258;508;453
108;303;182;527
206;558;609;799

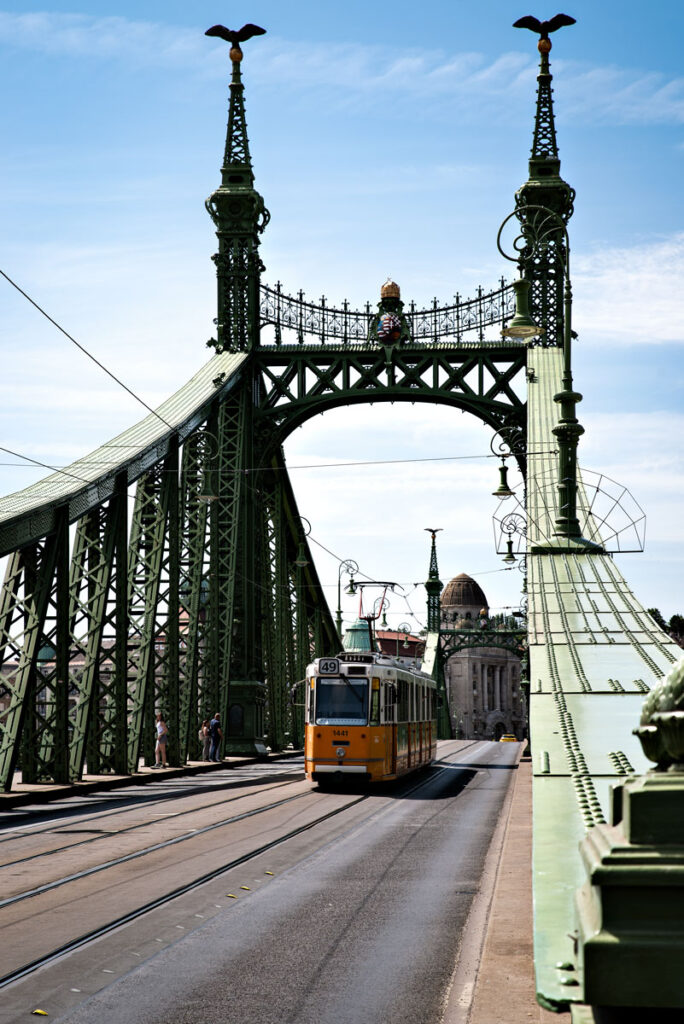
0;388;337;788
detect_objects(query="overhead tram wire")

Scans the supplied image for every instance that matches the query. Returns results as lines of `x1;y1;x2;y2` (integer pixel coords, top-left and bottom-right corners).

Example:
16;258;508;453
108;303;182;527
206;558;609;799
0;444;93;487
0;450;555;472
0;268;174;431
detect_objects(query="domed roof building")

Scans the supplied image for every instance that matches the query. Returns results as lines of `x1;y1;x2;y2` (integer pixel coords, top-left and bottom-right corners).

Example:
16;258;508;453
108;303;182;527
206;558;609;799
439;571;524;742
441;573;488;629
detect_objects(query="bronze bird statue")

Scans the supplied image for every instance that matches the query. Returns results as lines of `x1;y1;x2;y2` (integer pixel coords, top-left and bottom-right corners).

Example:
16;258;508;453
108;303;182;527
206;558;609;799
513;13;575;51
205;23;266;61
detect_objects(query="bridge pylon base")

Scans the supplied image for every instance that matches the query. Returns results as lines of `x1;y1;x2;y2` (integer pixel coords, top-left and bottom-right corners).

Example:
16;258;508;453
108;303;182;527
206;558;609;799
575;773;684;1011
224;680;269;758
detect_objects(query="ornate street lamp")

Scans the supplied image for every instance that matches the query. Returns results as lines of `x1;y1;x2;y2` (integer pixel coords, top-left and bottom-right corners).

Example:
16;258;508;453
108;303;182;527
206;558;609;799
336;558;359;638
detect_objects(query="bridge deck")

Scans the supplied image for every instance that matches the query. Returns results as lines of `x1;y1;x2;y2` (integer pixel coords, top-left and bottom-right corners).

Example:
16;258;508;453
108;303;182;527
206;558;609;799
526;347;681;1009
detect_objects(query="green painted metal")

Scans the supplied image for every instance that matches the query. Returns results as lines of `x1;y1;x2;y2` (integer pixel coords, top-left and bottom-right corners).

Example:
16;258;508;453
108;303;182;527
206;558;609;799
576;770;684;1009
425;529;443;635
126;459;173;771
515;39;575;348
254;340;527;452
0;536;59;787
68;495;124;779
440;627;525;660
526;342;682;1011
420;530;451;739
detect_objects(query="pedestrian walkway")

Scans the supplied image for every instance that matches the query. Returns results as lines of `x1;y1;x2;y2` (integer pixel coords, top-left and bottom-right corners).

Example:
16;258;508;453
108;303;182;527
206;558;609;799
462;755;570;1024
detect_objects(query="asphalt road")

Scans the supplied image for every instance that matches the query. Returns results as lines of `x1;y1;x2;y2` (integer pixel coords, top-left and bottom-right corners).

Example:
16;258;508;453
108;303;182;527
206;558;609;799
35;740;518;1024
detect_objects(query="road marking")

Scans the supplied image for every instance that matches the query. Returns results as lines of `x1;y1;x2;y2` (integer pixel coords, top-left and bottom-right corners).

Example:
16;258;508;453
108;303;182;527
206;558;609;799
457;981;473;1007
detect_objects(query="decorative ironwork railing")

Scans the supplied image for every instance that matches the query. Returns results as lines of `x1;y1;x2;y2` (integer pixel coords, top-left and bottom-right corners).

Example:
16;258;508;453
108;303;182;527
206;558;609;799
259;279;516;346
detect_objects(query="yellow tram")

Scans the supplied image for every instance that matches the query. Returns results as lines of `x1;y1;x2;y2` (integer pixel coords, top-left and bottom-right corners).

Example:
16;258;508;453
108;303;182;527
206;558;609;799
304;651;437;785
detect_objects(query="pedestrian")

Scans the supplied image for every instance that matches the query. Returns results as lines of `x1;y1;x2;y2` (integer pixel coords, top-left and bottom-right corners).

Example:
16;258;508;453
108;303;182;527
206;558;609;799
153;712;169;768
209;712;223;762
199;719;211;761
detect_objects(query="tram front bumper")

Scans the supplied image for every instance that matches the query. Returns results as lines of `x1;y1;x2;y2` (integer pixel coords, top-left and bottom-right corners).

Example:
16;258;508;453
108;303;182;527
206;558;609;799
312;764;370;780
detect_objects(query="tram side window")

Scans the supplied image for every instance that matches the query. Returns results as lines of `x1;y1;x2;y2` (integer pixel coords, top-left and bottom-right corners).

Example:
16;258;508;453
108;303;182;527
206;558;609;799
382;683;395;723
370;678;380;726
307;680;315;723
398;679;408;722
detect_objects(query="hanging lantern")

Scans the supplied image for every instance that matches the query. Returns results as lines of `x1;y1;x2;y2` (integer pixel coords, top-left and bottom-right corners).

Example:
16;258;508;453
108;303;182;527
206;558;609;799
294;541;309;568
503;539;516;564
501;278;544;339
492;459;515;498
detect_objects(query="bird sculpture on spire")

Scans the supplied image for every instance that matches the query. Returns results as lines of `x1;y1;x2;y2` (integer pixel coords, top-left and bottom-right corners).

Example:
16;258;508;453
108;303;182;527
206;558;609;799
205;23;266;61
513;13;575;51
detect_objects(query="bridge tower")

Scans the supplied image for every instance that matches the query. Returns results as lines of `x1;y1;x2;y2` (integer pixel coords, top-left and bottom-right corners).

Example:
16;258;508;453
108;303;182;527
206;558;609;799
514;29;575;344
204;38;270;753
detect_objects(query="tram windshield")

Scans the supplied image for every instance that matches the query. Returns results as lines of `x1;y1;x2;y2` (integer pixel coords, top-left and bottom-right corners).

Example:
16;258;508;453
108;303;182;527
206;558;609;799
315;677;368;725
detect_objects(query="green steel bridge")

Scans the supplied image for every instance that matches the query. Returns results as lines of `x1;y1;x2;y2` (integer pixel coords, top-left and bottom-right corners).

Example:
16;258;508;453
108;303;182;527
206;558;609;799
1;21;682;1019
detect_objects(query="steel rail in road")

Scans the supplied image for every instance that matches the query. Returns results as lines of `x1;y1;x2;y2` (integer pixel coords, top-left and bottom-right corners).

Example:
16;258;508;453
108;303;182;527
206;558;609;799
0;743;484;990
0;788;312;910
0;771;303;868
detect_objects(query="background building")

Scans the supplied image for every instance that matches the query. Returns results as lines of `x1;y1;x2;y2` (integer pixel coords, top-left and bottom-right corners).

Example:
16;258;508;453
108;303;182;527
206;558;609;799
440;573;524;740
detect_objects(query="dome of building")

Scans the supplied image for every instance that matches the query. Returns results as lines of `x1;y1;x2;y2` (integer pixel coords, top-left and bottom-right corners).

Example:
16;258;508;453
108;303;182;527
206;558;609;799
441;573;488;610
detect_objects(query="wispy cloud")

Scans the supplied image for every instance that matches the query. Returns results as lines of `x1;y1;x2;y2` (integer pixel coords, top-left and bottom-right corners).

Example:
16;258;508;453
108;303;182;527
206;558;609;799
2;12;684;125
0;11;204;68
574;233;684;344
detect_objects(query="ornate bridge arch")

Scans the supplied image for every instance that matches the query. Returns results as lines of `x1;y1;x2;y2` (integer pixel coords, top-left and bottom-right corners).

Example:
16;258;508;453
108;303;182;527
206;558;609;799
252;284;528;465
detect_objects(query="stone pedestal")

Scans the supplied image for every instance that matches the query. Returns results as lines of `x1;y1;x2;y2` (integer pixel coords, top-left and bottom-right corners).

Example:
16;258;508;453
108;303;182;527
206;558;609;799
224;679;268;757
576;773;684;1009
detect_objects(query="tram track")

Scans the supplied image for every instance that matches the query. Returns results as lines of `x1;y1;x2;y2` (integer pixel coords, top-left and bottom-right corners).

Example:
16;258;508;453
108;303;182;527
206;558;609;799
0;790;370;990
0;762;304;844
0;772;303;870
0;742;482;992
0;789;312;910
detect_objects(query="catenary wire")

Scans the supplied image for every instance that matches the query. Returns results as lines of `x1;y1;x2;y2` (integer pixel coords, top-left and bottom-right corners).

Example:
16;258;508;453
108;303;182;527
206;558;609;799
0;268;174;431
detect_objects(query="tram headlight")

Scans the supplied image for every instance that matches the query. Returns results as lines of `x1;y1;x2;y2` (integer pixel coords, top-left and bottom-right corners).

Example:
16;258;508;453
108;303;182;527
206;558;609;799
336;747;346;759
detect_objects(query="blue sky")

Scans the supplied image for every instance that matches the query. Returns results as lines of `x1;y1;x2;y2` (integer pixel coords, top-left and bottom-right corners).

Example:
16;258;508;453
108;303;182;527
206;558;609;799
1;1;683;627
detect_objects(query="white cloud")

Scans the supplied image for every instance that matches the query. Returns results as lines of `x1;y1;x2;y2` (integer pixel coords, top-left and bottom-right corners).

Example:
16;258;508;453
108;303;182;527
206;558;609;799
574;233;684;344
2;12;684;126
0;12;205;69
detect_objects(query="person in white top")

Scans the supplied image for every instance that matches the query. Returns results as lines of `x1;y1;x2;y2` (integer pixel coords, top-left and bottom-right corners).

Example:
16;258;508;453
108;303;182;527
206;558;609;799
153;712;169;768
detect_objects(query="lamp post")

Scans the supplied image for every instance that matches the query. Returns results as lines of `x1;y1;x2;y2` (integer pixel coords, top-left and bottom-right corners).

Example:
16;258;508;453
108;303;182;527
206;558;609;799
335;558;359;639
397;621;412;660
497;206;602;553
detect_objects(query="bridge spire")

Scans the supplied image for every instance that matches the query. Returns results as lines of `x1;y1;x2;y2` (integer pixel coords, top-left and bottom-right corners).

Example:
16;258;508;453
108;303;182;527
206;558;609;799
424;529;444;633
205;25;270;353
513;14;576;345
